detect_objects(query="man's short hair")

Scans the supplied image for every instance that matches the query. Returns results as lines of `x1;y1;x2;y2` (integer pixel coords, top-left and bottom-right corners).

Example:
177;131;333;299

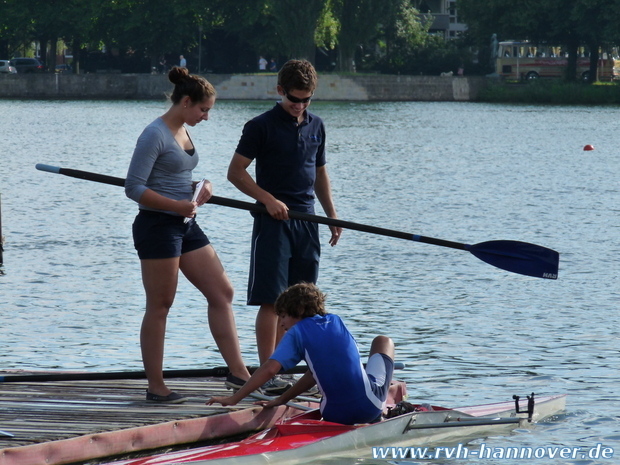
275;282;327;319
277;59;317;93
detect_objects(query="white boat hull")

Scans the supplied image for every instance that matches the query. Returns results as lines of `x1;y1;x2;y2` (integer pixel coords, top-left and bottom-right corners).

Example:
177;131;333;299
180;394;566;465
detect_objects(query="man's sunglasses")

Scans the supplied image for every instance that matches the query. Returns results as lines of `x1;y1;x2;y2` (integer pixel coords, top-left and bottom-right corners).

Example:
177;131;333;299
284;91;313;104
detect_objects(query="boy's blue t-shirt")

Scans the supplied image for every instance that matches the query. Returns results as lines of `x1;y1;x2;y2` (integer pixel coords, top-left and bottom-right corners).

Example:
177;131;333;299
270;314;385;424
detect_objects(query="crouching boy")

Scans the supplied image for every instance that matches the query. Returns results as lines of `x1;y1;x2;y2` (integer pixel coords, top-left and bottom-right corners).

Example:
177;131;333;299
207;282;395;425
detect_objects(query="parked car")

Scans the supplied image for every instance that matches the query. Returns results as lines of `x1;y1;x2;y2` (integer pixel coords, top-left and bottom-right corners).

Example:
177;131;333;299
0;60;17;73
55;64;72;74
10;57;45;73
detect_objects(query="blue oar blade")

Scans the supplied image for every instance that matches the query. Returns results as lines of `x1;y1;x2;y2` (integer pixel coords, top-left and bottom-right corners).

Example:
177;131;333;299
469;240;559;279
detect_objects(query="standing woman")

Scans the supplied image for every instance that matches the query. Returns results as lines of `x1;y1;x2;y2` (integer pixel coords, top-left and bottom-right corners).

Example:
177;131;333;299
125;67;251;403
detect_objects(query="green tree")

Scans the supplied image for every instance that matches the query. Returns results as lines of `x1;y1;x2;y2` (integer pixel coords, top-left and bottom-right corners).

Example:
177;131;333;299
53;0;99;73
207;0;285;68
376;0;433;74
9;0;59;68
7;0;97;71
269;0;328;61
457;0;547;75
572;0;620;81
208;0;328;65
93;0;204;71
458;0;620;81
0;0;35;58
331;0;395;72
315;0;339;58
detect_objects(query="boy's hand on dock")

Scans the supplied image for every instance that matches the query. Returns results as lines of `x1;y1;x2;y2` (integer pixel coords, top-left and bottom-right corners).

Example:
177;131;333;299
254;398;283;409
206;396;238;407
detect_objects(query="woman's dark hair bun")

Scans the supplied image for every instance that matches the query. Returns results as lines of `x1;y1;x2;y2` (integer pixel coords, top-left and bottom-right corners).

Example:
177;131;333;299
168;66;190;85
167;66;216;104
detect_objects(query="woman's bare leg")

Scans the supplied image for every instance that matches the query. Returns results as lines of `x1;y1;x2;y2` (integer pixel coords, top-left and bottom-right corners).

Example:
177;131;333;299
140;257;180;396
181;245;251;381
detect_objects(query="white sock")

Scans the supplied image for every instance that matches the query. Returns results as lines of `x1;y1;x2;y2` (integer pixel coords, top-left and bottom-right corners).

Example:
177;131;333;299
366;353;387;387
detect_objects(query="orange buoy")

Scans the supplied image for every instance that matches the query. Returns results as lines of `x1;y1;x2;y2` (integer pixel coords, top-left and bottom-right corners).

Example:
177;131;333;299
583;145;594;151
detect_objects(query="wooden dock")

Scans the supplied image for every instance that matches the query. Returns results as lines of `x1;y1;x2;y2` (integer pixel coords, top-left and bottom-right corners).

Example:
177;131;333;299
0;371;318;465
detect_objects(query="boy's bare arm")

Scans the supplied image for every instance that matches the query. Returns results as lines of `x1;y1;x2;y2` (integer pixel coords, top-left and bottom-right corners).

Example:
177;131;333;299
206;360;282;407
260;371;316;408
228;153;289;220
314;165;341;246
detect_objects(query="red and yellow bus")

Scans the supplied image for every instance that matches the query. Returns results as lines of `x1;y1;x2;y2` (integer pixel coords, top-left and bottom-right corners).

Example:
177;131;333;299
496;41;619;82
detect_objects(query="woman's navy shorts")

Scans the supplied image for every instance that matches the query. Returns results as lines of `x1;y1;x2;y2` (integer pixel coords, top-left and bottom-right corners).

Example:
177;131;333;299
132;210;210;260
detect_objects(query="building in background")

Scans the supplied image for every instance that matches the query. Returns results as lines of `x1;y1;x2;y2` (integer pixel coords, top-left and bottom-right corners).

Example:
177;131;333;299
413;0;467;39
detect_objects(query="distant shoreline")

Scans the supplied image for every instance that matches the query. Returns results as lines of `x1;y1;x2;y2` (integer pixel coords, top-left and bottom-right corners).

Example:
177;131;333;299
2;73;617;104
479;80;620;105
0;73;488;102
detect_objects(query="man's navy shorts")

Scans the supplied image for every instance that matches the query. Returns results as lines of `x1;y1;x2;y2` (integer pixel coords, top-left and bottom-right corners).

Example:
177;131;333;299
247;214;320;305
132;210;210;260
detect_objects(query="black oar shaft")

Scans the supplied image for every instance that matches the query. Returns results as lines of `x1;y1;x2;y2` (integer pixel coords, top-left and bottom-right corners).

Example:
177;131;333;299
56;166;125;187
35;164;559;279
37;164;468;250
208;196;468;250
0;367;226;382
0;362;405;383
0;366;290;383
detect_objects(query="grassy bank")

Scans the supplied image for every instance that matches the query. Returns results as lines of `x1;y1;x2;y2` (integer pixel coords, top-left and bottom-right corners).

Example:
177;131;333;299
478;80;620;105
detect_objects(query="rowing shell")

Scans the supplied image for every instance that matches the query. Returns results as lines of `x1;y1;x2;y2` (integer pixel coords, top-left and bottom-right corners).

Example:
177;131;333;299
110;393;566;465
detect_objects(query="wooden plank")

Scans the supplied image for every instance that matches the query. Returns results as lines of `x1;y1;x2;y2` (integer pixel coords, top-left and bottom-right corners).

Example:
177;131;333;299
0;371;325;465
0;405;307;465
0;370;404;465
0;372;316;448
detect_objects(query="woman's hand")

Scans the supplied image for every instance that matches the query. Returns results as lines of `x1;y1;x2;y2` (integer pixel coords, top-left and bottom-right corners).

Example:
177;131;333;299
195;180;213;206
176;199;198;219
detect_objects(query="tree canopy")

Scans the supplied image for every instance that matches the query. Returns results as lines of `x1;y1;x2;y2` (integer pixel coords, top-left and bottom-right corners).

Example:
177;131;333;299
457;0;620;80
1;0;618;78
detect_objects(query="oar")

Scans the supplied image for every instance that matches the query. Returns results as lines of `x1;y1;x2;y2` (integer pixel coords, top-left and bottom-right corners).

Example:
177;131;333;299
0;362;405;383
35;164;559;279
0;366;228;383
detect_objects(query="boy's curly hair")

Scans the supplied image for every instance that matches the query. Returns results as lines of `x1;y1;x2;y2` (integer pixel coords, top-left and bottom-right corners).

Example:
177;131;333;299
275;282;327;319
277;59;317;93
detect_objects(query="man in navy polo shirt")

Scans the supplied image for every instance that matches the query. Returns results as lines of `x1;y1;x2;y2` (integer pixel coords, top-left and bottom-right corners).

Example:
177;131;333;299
227;59;341;394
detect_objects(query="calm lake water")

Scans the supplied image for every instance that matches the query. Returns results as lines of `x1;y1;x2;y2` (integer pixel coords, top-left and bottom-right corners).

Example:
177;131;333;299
1;99;619;464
